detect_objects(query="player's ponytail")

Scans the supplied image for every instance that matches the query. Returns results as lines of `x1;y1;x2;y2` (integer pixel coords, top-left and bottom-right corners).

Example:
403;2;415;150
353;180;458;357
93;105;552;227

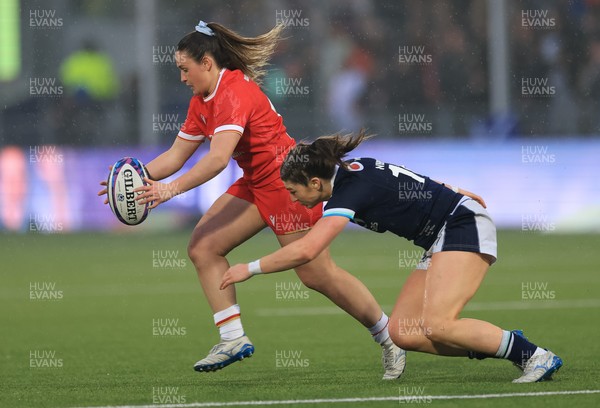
281;129;373;185
177;21;284;85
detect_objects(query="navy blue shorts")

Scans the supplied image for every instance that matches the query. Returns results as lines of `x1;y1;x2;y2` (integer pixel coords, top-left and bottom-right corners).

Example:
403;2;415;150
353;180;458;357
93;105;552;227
416;197;497;269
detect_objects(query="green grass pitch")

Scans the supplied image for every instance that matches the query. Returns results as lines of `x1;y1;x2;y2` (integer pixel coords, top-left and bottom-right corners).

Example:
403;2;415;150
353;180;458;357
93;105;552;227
1;230;599;407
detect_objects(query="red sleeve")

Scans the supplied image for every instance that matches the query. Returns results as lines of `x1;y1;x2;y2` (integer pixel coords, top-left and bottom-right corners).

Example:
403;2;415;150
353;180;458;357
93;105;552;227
212;84;252;135
178;97;206;143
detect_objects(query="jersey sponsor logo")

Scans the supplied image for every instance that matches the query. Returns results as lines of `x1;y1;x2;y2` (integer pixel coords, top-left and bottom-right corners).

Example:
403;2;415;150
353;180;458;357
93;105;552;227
200;114;207;124
347;161;364;172
354;217;380;232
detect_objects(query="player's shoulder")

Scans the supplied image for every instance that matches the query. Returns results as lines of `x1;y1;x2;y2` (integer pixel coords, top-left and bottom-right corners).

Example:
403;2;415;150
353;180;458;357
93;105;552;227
334;158;372;185
222;69;258;91
341;157;380;173
216;69;261;103
337;157;398;188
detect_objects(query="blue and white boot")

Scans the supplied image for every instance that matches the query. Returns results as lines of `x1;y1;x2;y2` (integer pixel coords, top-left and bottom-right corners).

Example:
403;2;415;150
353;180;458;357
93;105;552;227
194;335;254;372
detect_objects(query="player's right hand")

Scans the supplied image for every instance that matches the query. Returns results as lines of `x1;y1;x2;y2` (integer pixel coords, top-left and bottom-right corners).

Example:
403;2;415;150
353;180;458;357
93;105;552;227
220;264;253;289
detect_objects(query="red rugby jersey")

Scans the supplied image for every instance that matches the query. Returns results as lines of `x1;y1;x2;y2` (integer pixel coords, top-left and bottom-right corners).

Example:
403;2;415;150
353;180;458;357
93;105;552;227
178;68;295;188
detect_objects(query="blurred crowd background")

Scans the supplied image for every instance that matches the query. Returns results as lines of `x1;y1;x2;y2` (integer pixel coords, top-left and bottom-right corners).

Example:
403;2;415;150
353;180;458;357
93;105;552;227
1;0;599;234
1;0;600;147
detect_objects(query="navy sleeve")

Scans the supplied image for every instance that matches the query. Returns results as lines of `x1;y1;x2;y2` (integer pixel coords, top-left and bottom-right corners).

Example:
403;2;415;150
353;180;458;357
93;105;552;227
323;178;369;220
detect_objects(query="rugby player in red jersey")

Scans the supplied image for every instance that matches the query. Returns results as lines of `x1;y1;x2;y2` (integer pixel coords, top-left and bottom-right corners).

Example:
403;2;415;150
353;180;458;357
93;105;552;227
100;21;405;379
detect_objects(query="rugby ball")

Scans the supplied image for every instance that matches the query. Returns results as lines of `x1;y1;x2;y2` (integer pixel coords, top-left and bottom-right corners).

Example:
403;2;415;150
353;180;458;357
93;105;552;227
107;157;150;225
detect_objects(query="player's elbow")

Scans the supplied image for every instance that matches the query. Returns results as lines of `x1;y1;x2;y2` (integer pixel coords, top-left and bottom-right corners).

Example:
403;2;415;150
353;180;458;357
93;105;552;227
208;154;230;173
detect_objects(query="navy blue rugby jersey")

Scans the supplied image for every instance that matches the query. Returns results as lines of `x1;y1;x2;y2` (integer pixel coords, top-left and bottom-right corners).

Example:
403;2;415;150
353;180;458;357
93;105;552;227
323;158;463;249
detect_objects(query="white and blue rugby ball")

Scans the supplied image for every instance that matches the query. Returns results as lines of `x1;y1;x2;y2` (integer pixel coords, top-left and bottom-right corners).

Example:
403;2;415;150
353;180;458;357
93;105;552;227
107;157;150;225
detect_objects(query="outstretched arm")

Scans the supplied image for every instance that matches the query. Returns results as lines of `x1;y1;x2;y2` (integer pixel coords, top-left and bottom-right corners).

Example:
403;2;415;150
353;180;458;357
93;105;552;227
135;131;241;209
144;137;201;181
97;137;200;204
220;215;350;289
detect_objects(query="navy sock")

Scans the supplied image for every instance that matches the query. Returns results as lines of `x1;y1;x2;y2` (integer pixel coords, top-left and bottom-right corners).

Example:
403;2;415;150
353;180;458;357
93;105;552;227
470;330;538;365
506;332;538;365
495;330;538;365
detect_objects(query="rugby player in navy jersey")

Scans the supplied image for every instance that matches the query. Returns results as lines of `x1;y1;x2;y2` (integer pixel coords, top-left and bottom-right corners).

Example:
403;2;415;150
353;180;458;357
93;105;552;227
221;130;563;383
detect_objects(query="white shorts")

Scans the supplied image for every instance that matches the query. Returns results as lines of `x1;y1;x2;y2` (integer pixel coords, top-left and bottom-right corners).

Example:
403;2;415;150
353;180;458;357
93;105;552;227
416;197;498;270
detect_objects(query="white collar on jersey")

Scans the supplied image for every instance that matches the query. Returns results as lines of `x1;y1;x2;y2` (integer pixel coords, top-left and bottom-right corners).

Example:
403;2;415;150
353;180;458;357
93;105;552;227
203;68;226;102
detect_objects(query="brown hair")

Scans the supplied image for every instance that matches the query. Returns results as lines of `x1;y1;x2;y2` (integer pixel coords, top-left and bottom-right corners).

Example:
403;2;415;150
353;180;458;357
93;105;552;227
177;22;284;85
280;129;373;186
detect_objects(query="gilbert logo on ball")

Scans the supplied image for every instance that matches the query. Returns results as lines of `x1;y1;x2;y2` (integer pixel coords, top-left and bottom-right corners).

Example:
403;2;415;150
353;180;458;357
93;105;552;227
107;157;151;225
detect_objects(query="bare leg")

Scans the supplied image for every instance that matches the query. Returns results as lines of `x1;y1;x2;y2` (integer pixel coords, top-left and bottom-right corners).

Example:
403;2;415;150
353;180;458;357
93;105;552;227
420;251;503;355
188;193;266;313
389;269;468;356
277;231;383;328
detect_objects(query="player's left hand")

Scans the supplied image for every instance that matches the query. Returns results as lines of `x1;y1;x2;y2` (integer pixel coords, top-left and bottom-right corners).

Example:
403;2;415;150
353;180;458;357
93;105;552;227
460;188;487;208
97;165;113;205
135;179;179;209
220;264;252;290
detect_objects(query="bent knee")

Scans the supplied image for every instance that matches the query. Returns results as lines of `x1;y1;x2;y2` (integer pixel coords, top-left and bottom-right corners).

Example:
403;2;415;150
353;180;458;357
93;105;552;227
187;234;227;268
421;317;454;343
389;316;428;351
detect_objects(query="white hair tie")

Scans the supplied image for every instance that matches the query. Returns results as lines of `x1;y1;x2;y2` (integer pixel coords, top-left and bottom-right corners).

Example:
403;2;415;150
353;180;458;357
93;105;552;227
195;20;215;36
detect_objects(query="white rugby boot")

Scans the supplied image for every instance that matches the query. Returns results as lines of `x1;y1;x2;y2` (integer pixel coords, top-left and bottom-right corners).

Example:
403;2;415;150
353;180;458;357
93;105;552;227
381;337;406;380
512;349;563;383
194;335;254;372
